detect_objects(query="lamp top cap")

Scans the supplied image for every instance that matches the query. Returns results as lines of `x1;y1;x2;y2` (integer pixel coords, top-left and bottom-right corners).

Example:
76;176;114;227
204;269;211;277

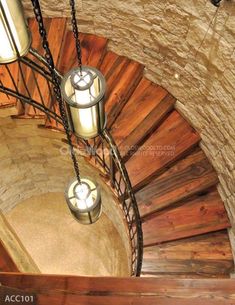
61;65;106;109
71;69;94;91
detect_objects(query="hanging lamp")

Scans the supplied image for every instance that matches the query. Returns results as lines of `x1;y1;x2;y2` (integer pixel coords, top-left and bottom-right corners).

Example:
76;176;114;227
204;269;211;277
31;0;102;224
0;0;31;63
66;178;101;224
61;66;106;139
61;0;106;139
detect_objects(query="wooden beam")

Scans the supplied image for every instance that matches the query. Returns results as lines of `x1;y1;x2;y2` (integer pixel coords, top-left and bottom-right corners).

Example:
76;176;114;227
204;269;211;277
0;274;235;305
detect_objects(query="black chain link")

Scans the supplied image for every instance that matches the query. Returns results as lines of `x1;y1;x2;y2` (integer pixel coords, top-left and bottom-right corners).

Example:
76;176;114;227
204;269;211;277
69;0;82;71
31;0;81;184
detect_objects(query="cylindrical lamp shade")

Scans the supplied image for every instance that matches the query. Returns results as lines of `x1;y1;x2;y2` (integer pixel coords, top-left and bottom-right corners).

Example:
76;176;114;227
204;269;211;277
0;0;31;63
65;178;102;224
61;66;106;139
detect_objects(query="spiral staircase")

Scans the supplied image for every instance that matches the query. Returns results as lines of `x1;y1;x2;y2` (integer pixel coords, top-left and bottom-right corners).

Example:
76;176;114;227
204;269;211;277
0;17;235;304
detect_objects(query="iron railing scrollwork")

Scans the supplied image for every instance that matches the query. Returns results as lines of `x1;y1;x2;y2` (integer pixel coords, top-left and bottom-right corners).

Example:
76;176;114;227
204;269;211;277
76;130;143;276
0;48;143;276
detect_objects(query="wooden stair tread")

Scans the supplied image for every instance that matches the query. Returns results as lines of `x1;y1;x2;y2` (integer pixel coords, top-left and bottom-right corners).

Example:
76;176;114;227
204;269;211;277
142;188;230;246
142;230;233;277
17;18;52;116
31;18;67;112
16;18;66;118
111;78;173;150
99;51;120;76
1;273;235;293
119;93;175;158
100;51;144;129
100;51;131;100
105;62;144;128
15;293;235;305
80;33;108;68
1;273;235;305
136;148;219;218
125;110;200;190
0;62;19;108
58;31;108;74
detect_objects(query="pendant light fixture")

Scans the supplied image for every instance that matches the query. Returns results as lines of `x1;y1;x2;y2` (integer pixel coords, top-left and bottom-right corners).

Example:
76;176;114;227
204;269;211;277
61;0;106;139
31;0;102;224
61;66;106;139
0;0;31;63
66;178;101;224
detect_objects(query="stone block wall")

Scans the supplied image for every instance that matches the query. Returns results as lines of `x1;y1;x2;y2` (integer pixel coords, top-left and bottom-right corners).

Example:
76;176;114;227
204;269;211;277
22;0;235;260
0;118;131;264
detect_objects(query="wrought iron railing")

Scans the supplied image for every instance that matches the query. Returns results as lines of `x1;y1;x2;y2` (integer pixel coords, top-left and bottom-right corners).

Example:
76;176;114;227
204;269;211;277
0;49;143;276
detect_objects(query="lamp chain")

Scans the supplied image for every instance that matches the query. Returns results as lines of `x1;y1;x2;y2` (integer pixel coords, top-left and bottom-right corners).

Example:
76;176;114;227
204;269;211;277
69;0;82;72
31;0;81;184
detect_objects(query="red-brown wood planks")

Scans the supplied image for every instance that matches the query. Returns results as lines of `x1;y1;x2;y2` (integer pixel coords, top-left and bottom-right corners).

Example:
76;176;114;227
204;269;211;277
100;51;130;98
16;18;52;116
32;294;235;305
111;78;170;146
142;188;231;246
80;33;108;68
136;148;219;217
0;62;19;108
1;273;235;305
125;110;201;190
142;230;233;277
58;31;107;74
105;61;144;128
31;18;67;112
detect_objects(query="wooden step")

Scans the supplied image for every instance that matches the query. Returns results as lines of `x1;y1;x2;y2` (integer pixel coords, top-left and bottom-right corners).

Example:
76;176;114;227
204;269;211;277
16;18;52;117
1;273;235;305
16;18;67;118
105;62;144;129
100;51;144;129
142;230;234;278
0;62;19;109
142;188;231;247
58;31;108;74
100;51;129;96
136;148;219;218
111;78;175;157
80;33;108;68
125;110;200;190
31;18;67;112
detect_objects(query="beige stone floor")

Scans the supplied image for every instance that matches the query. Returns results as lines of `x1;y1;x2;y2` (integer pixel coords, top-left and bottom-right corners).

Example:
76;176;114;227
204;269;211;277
5;192;130;277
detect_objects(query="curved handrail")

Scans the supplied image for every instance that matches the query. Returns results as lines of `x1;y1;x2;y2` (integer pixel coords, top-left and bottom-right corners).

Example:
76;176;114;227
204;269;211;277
0;86;63;125
102;130;143;276
0;49;143;276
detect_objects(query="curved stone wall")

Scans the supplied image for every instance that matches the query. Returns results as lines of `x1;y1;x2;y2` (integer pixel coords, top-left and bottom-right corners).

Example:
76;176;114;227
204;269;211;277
22;0;235;258
0;117;131;273
5;192;130;276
